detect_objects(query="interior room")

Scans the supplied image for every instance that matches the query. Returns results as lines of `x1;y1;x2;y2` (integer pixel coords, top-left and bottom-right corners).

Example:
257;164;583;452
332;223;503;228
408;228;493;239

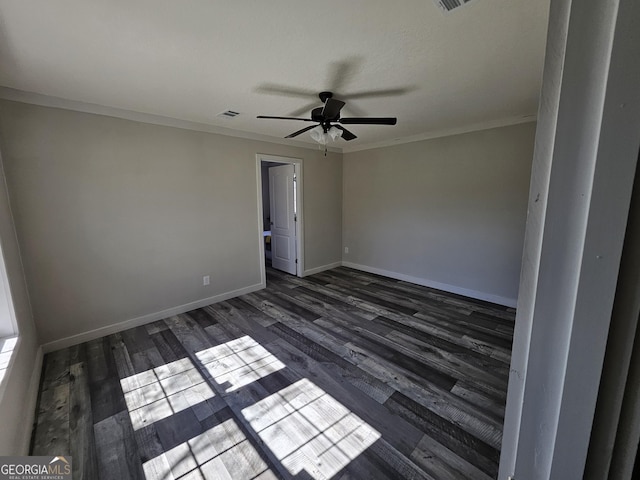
0;1;638;479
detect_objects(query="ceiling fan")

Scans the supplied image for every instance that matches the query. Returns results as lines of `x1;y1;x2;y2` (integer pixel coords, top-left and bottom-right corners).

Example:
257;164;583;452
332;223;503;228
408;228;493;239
257;91;397;143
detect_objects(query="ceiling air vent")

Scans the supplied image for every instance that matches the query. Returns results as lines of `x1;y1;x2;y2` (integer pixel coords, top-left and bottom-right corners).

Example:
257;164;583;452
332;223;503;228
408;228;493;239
434;0;474;13
216;110;240;120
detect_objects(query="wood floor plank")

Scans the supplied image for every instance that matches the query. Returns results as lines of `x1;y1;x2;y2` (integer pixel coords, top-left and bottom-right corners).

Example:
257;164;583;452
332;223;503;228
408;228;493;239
384;330;508;400
450;382;506;419
86;337;127;424
313;316;458;392
208;301;282;345
225;297;279;327
411;433;494;480
94;411;145;480
108;333;167;466
31;382;70;456
294;285;379;321
384;391;501;477
121;326;156;355
149;329;189;364
393;279;516;321
265;337;425;458
373;315;510;377
266;321;396;404
251;298;504;449
359;283;514;343
253;288;322;322
69;361;99;480
343;341;504;449
32;265;513;479
323;281;420;316
262;338;429;478
41;348;71;390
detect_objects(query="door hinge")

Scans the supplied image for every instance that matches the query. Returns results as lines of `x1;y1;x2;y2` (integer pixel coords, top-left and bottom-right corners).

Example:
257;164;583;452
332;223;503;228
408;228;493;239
294;214;297;222
295;259;298;264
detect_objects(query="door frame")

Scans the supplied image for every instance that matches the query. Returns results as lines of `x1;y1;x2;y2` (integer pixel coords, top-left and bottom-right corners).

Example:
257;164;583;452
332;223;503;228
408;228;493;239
255;154;304;284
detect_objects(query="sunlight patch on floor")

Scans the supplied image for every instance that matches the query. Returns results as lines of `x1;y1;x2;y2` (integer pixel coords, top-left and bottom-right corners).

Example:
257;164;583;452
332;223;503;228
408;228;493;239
196;336;285;392
142;417;278;480
241;378;381;479
134;337;379;479
120;357;215;430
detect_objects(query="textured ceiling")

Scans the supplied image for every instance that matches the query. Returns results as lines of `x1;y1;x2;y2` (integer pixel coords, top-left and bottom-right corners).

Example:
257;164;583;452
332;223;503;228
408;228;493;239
0;0;549;152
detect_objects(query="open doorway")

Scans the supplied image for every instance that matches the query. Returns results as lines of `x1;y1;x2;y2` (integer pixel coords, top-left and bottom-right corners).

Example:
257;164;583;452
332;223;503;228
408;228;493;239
256;154;304;285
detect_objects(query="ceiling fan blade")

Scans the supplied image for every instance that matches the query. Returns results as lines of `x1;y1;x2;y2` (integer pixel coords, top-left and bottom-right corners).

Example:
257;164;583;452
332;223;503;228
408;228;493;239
285;124;318;138
335;125;357;141
342;87;416;100
288;102;319;117
321;98;345;119
257;116;315;122
339;117;397;125
327;58;361;93
340;103;367;117
254;83;316;99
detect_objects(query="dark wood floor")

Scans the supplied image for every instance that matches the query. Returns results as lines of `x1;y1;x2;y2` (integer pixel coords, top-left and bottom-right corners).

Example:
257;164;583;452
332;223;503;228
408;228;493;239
31;266;514;480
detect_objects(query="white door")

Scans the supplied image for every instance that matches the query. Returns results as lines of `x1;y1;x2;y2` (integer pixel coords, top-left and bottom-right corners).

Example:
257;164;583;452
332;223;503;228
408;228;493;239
269;164;297;274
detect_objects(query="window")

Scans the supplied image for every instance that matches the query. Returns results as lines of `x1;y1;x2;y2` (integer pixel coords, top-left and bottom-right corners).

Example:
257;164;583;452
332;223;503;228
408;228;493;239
0;242;18;388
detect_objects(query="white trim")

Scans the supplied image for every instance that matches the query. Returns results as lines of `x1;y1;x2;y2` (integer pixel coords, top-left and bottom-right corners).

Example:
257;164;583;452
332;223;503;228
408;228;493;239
20;345;42;454
41;282;265;353
256;154;305;280
341;116;537;153
303;261;343;277
0;87;538;155
342;261;517;308
0;87;341;153
255;157;267;288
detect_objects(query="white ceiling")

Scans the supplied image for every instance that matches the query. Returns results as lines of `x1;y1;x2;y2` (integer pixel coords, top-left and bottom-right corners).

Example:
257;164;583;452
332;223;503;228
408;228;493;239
0;0;549;152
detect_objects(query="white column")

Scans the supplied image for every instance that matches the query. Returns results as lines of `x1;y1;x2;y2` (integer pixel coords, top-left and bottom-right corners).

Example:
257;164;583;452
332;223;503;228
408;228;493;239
499;0;640;478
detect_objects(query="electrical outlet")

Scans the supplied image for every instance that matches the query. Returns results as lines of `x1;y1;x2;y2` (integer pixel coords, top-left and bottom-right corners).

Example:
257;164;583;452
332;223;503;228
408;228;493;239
203;275;210;286
344;247;349;254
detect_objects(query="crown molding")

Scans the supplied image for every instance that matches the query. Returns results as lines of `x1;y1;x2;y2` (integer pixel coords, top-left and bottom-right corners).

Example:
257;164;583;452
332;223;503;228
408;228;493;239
340;115;537;153
0;87;536;155
0;87;342;154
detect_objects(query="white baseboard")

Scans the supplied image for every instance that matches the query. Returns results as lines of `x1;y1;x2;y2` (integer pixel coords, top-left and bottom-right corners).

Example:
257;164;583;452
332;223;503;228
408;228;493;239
303;261;343;277
41;282;266;353
342;261;517;308
21;345;43;454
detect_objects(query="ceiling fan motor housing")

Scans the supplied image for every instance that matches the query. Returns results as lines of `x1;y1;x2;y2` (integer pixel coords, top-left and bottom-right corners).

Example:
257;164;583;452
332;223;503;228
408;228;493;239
311;107;338;124
318;91;333;103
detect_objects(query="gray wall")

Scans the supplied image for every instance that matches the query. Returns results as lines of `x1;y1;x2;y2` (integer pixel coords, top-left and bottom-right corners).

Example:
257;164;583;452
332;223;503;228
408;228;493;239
342;122;536;306
0;100;342;346
0;148;40;454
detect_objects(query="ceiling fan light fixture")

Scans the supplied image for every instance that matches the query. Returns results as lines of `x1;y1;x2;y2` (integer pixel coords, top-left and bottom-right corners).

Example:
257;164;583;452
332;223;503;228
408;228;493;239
310;125;326;144
310;125;342;144
328;126;343;141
